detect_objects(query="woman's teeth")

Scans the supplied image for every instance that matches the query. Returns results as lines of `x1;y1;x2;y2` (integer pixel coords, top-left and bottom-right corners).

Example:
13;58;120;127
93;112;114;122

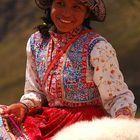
60;19;72;23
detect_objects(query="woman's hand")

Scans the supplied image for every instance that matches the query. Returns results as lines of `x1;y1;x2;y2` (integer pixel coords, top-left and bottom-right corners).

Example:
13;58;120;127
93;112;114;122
115;107;133;118
3;102;28;124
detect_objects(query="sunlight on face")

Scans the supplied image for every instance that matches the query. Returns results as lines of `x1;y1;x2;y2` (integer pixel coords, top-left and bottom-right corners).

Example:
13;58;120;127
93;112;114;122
51;0;88;33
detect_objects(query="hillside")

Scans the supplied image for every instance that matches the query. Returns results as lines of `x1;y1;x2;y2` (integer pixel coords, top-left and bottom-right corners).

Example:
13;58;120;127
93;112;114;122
0;0;140;116
0;0;40;102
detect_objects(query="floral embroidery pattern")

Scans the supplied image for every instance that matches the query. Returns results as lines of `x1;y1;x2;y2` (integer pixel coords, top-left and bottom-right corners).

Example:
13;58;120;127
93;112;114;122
62;33;104;105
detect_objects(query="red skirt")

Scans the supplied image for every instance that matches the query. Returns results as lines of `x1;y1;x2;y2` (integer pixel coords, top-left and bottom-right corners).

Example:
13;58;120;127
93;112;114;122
23;106;107;140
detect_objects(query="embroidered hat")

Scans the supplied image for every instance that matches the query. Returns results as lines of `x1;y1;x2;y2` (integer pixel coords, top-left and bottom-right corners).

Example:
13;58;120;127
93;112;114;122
35;0;106;22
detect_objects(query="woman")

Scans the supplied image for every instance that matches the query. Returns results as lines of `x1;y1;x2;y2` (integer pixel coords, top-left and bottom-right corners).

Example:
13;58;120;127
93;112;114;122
0;0;137;139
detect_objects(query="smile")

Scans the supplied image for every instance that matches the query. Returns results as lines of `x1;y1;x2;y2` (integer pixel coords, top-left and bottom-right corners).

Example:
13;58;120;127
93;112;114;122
59;19;72;24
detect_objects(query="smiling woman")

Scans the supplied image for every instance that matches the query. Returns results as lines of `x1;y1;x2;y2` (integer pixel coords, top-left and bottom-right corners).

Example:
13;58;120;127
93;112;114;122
0;0;137;139
35;0;106;39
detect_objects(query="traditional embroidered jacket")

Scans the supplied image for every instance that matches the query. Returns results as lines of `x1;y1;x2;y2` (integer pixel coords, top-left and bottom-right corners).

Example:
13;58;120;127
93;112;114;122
20;26;137;117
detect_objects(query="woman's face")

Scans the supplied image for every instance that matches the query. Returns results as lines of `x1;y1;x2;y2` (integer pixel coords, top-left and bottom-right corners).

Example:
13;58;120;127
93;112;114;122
51;0;88;33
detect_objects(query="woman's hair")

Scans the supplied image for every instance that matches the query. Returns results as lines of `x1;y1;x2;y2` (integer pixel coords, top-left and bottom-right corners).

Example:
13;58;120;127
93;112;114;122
36;8;92;39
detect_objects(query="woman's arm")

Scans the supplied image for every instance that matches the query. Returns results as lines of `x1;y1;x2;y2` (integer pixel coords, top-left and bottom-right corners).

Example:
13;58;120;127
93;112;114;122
90;40;137;117
20;35;47;110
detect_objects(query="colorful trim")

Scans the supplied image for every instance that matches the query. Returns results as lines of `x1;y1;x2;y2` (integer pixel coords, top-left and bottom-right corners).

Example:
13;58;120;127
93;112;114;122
61;32;103;106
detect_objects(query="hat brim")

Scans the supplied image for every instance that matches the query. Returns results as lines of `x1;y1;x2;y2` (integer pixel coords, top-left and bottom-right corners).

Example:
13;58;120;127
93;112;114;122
35;0;52;10
90;0;106;22
35;0;106;22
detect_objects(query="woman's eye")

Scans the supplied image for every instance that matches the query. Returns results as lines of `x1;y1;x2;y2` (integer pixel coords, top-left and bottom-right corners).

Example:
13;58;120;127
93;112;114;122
73;5;81;10
56;2;64;7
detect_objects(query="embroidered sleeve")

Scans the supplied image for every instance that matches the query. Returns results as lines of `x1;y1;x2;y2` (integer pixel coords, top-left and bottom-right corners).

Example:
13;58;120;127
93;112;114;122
90;41;137;117
20;36;46;109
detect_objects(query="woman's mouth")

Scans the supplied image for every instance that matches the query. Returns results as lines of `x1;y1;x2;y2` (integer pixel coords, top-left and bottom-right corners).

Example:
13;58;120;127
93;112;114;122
59;19;72;24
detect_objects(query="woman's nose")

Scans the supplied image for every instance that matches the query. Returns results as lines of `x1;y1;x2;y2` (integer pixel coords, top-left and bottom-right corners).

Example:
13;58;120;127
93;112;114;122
62;7;72;17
